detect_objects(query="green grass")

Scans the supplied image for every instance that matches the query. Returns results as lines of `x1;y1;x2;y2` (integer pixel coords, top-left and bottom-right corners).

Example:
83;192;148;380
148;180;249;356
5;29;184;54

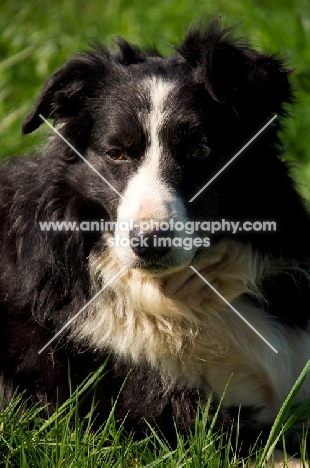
1;360;310;467
1;1;310;466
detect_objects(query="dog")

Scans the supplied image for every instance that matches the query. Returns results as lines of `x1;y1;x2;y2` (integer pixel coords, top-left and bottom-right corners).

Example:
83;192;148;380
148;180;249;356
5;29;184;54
1;19;310;466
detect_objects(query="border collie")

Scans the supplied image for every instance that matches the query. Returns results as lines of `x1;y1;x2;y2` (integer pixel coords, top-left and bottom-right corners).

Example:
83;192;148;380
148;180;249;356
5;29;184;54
1;20;310;465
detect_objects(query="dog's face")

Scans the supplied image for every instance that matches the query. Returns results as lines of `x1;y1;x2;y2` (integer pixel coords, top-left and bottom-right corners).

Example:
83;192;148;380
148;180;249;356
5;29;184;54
22;22;292;274
88;74;205;272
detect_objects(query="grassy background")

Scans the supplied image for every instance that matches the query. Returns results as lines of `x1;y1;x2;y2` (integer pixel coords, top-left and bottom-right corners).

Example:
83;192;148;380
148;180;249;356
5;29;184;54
1;0;310;199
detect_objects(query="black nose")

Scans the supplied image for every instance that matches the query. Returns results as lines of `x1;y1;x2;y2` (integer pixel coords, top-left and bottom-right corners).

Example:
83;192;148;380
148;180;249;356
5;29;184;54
129;226;173;257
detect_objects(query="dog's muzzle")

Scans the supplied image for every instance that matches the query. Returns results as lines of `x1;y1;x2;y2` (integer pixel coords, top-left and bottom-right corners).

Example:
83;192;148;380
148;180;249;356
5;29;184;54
129;226;173;257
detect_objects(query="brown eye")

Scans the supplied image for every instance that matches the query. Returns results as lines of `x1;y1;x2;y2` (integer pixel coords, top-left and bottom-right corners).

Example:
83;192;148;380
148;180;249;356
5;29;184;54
191;145;211;159
106;149;128;161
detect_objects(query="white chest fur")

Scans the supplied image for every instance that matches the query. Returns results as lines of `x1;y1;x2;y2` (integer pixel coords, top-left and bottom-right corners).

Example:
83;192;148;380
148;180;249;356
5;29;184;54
73;238;310;424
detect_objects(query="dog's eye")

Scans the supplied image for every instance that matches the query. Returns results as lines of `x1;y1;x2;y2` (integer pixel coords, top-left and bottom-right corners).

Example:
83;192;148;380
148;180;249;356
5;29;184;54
190;145;211;159
106;149;128;161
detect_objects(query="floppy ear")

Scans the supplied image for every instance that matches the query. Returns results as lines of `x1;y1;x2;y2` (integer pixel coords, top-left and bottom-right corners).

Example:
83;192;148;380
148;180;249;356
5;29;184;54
178;20;292;119
22;52;108;135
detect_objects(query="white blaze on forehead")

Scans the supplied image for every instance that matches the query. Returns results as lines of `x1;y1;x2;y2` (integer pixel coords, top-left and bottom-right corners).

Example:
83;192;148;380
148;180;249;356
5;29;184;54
119;77;177;222
146;77;174;172
113;77;195;269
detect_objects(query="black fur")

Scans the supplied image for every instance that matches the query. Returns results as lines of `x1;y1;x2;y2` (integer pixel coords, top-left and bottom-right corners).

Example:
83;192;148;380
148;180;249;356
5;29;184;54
1;20;310;454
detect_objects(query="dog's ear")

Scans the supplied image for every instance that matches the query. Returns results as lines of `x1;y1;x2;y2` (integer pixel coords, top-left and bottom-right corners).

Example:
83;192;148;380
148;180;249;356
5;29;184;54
178;20;292;119
22;53;108;135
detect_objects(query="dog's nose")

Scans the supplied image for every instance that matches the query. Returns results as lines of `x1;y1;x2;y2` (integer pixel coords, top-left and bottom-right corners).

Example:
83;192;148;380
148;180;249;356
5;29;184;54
129;226;173;257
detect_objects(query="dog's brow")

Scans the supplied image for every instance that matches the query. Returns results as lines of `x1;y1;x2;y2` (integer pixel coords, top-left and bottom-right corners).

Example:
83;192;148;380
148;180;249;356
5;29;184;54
39;115;128;202
189;115;277;202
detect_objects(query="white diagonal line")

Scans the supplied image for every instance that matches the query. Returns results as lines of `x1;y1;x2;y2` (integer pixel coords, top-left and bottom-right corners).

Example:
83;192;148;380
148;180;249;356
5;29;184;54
38;266;127;354
39;115;127;202
189;115;277;202
190;266;278;354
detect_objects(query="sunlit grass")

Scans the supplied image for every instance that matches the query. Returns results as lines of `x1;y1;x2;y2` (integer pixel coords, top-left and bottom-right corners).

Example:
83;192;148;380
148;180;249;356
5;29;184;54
1;361;310;467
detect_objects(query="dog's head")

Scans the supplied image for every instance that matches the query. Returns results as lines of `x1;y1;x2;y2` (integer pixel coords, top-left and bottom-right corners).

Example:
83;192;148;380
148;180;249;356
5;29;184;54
22;20;292;274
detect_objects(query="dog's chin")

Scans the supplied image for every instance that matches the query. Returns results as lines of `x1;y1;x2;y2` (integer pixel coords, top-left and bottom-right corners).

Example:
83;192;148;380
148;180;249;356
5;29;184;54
132;260;192;277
